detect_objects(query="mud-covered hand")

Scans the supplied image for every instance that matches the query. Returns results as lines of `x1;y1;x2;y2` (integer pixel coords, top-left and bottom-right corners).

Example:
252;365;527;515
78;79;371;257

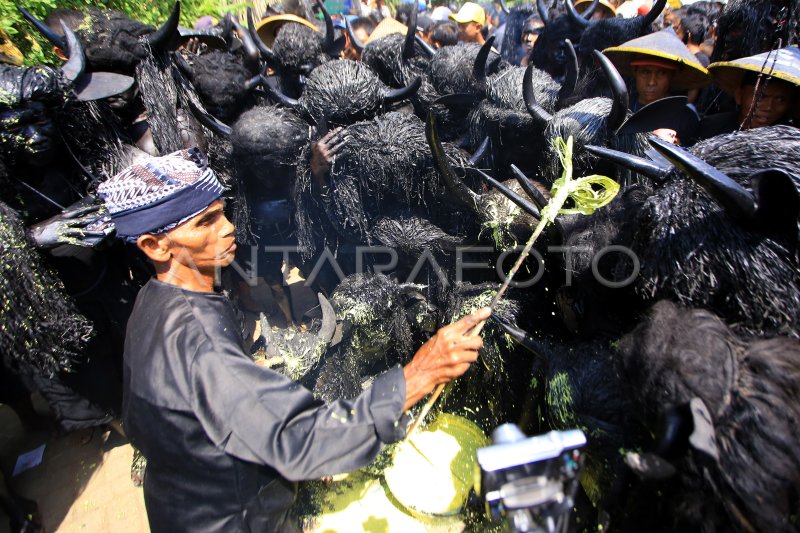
402;307;491;411
27;203;111;249
310;128;346;192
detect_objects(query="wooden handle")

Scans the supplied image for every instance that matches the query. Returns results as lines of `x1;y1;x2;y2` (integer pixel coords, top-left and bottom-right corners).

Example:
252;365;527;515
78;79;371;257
405;318;487;436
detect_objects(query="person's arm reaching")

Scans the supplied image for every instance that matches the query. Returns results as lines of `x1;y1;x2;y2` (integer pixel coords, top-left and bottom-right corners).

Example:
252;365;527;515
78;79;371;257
189;307;491;481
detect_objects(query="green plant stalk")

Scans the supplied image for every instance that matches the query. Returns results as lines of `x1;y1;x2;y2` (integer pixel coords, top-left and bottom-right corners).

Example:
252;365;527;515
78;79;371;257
406;135;619;437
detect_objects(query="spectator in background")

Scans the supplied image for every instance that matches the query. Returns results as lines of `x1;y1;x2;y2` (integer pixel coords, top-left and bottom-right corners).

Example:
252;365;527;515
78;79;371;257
701;47;800;139
449;2;487;45
431;20;459;47
604;29;711;146
675;12;710;66
418;14;436;45
518;15;545;66
343;17;375;60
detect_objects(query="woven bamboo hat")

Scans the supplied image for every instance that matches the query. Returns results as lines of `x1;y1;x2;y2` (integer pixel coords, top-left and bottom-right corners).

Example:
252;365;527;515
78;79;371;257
708;46;800;96
255;14;319;47
604;29;710;89
364;17;409;44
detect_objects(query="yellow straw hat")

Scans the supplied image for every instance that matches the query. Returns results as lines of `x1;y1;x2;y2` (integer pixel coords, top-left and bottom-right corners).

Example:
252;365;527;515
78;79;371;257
708;46;800;96
603;29;710;89
365;17;409;44
255;14;318;47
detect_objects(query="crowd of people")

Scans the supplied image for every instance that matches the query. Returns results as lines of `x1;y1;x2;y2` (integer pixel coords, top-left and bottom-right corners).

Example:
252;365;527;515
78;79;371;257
0;0;798;531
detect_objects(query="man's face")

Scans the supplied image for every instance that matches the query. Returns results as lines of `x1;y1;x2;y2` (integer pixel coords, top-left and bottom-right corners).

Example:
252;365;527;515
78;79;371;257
163;200;237;272
0;101;58;165
343;27;370;60
634;65;675;105
736;80;795;129
521;23;544;51
457;21;482;42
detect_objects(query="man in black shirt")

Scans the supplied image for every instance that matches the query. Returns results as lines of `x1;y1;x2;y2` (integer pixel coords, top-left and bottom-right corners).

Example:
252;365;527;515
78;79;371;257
98;148;490;532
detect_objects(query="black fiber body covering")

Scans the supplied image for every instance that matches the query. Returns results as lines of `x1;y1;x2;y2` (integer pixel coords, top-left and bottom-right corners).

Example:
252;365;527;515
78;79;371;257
123;279;409;532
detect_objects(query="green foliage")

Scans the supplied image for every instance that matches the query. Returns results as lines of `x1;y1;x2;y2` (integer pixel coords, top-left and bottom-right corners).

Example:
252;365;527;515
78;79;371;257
0;0;250;67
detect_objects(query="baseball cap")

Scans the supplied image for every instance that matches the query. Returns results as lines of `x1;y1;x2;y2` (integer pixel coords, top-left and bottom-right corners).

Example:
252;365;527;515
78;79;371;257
449;2;486;25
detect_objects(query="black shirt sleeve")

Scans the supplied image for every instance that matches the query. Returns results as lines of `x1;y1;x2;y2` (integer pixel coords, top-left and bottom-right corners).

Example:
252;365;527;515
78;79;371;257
188;339;409;482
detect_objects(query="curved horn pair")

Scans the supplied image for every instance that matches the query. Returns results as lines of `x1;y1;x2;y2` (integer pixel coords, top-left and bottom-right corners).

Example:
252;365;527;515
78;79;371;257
593;50;628;133
564;0;600;28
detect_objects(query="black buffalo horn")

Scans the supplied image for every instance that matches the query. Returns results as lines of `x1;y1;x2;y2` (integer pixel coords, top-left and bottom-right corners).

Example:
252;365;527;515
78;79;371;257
316;0;335;54
564;0;592;28
345;18;365;54
426;111;480;210
173;52;194;80
489;314;547;357
582;0;602;19
384;76;421;104
523;62;553;124
248;7;276;62
472;168;542;219
594;50;628;133
144;1;181;51
649;137;757;221
186;98;232;138
60;22;85;82
536;0;550;25
473;36;495;86
316;293;337;348
433;92;481;107
510;164;548;210
558;39;578;101
469;136;491;166
18;6;66;49
403;3;418;60
232;18;262;75
640;0;667;30
262;75;300;108
586;144;671;182
498;0;510;15
415;35;436;58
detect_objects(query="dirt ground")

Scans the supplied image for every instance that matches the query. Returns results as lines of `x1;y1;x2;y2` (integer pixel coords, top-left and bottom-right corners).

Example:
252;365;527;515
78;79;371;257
0;403;148;533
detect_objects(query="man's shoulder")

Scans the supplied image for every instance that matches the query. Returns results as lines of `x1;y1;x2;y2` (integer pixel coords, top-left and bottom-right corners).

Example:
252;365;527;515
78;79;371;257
128;279;241;354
